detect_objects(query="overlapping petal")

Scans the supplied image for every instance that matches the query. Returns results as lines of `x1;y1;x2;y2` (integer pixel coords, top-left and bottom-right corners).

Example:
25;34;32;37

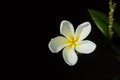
75;40;96;54
60;20;74;40
75;22;91;41
48;36;68;53
62;46;78;66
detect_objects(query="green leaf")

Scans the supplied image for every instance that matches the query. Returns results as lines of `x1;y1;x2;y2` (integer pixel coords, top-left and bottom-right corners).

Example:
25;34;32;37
111;44;120;57
114;75;120;80
88;9;109;38
88;9;120;38
113;22;120;37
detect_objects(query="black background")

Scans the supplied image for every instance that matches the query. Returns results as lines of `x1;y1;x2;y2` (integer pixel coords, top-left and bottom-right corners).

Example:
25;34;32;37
25;0;120;80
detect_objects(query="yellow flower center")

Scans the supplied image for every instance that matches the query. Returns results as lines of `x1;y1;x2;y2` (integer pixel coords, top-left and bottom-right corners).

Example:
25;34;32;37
65;35;80;48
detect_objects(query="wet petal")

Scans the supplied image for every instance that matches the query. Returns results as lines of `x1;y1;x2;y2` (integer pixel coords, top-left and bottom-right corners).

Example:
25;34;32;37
48;36;68;53
75;22;91;41
62;46;78;66
75;40;96;54
60;20;74;40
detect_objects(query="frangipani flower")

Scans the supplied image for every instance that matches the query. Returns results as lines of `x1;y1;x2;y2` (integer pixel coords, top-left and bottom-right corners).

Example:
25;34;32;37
48;20;96;66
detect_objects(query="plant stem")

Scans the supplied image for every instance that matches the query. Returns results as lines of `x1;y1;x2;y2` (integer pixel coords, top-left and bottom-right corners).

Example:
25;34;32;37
108;0;116;40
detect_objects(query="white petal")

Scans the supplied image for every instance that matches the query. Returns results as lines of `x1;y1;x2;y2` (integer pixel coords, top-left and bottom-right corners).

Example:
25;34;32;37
75;22;91;41
60;20;74;40
48;36;68;53
62;46;78;66
75;40;96;54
